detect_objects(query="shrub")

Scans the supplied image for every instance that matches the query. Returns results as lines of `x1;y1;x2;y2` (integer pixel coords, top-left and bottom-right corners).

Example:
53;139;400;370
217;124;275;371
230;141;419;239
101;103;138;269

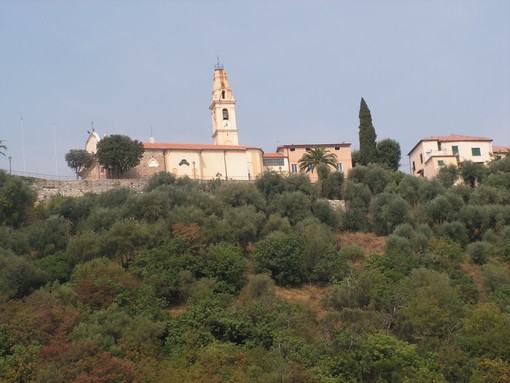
254;232;307;286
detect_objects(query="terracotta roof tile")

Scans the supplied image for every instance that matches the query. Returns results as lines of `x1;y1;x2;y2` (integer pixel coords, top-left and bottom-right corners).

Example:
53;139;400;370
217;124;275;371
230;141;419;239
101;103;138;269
263;152;286;158
143;142;261;151
422;134;492;142
493;145;510;153
277;143;351;150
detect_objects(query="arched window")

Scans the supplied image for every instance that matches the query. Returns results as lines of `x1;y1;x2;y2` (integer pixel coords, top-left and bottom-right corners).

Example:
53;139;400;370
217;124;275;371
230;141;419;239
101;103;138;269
221;90;225;99
222;108;229;120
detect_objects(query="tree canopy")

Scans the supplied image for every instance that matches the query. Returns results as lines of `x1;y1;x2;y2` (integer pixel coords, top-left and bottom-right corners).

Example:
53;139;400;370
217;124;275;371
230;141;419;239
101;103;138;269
65;149;94;179
96;134;144;178
376;138;401;171
0;140;6;156
1;162;510;382
298;147;338;174
358;97;378;165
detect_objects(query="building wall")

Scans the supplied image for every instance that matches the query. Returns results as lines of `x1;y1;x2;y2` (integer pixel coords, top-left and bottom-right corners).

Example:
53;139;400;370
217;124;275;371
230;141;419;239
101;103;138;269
124;150;166;179
246;148;264;179
263;157;289;174
423;155;458;179
409;139;493;178
277;144;352;182
134;148;263;181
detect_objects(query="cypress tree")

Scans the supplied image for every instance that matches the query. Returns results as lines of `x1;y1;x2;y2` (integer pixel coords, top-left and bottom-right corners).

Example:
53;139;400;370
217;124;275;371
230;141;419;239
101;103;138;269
358;97;377;165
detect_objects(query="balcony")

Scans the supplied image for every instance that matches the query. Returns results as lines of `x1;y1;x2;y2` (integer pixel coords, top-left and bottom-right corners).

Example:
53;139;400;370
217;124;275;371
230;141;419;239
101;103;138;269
424;149;458;162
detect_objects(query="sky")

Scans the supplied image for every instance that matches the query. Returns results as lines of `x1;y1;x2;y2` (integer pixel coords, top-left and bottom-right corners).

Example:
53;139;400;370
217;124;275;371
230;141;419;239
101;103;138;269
0;0;509;178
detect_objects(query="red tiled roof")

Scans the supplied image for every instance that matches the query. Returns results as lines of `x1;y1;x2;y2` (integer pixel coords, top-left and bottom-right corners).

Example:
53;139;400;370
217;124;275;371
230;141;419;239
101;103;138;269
143;142;261;151
422;134;492;142
493;145;510;153
277;143;351;150
263;152;286;158
408;134;493;155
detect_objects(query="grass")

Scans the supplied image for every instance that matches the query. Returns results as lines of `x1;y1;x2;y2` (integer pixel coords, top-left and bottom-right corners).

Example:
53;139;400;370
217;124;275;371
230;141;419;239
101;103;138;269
335;231;387;255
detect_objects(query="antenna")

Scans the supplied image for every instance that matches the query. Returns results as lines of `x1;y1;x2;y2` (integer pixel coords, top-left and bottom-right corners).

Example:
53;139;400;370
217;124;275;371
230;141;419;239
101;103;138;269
53;122;58;180
215;55;223;70
149;125;155;143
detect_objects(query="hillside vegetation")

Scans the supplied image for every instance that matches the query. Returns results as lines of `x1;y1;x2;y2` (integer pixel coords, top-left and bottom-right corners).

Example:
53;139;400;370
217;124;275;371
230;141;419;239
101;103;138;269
0;159;510;382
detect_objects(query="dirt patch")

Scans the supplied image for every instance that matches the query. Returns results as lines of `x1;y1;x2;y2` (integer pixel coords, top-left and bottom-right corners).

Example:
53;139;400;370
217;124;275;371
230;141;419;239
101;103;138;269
275;284;327;319
167;304;187;317
461;262;486;302
335;231;386;255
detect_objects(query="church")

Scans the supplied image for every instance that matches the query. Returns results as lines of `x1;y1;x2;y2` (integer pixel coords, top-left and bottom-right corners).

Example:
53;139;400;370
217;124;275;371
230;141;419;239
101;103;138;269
82;64;352;181
83;63;264;181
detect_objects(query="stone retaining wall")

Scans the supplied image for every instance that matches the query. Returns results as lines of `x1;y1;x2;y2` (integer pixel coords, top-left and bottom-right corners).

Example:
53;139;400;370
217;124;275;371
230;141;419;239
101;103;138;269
33;179;148;201
31;178;346;210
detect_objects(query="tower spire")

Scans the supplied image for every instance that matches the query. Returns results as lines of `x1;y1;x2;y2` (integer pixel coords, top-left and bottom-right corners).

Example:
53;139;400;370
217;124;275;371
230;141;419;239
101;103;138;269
209;65;238;146
215;55;223;70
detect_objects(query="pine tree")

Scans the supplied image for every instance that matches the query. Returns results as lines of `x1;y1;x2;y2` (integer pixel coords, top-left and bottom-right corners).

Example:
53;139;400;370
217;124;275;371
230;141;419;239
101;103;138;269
358;97;377;165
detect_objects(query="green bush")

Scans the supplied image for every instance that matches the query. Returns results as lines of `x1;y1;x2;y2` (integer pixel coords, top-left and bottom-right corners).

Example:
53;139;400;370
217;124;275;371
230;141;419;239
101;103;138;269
254;232;307;286
467;241;494;265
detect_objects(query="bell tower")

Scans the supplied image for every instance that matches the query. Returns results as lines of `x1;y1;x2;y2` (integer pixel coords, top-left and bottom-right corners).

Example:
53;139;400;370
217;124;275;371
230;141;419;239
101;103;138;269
210;62;239;145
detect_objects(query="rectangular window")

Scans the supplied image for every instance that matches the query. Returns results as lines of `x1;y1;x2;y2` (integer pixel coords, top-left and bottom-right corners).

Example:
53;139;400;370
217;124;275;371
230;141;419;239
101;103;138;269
290;148;295;152
263;158;285;167
437;160;445;167
412;161;416;172
291;164;297;173
452;145;459;155
337;163;343;172
471;147;481;156
438;142;442;150
420;153;423;164
334;146;340;150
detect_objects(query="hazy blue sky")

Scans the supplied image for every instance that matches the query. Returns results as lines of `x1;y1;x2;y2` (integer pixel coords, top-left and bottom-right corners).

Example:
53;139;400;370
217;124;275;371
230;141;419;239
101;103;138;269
1;0;509;178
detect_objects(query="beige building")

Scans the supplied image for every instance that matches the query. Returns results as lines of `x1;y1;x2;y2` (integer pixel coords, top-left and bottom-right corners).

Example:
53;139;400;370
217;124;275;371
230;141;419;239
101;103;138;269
83;64;353;182
493;145;510;159
408;134;493;179
262;152;289;174
83;64;264;181
125;143;262;180
270;143;352;182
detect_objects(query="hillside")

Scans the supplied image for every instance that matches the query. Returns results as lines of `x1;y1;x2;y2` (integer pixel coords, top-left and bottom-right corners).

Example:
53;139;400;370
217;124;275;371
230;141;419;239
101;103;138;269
0;162;510;382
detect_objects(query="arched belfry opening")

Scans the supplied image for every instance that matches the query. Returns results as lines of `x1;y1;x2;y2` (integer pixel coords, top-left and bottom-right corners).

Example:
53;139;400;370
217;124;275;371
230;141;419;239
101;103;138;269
210;64;238;146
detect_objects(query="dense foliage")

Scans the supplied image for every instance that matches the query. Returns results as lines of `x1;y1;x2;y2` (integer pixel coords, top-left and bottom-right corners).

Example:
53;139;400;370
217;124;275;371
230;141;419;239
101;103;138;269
357;99;402;171
65;149;95;179
298;147;339;175
1;156;510;382
96;134;144;178
0;140;6;156
358;98;377;166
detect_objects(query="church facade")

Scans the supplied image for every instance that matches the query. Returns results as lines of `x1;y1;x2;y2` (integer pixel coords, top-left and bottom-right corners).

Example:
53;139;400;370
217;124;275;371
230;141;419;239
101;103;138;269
83;64;351;181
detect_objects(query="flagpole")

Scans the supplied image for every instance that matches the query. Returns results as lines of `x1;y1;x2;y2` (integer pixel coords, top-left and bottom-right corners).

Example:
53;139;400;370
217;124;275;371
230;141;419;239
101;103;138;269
53;122;58;180
21;117;26;174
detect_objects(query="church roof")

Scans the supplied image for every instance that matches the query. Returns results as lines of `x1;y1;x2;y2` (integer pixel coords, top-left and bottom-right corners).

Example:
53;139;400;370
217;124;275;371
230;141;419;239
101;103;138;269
143;142;261;151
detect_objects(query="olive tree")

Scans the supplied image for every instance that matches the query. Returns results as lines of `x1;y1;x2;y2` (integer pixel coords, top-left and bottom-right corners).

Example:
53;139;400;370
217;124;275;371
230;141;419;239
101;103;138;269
65;149;94;179
96;134;144;178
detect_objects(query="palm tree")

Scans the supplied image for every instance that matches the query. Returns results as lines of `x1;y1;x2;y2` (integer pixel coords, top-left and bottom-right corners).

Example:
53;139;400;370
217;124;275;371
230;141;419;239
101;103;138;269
0;140;6;156
298;147;338;173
